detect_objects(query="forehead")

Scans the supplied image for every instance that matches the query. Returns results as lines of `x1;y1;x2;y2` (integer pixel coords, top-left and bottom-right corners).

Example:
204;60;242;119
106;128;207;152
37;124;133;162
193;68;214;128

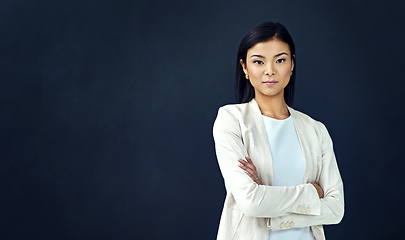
247;39;291;56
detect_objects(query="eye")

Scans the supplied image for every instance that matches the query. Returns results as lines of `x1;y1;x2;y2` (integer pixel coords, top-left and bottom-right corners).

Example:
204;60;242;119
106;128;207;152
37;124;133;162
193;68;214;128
276;58;286;63
253;60;264;65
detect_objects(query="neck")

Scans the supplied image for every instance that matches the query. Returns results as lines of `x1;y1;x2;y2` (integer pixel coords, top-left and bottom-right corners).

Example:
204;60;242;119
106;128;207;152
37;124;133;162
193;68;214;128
254;93;290;120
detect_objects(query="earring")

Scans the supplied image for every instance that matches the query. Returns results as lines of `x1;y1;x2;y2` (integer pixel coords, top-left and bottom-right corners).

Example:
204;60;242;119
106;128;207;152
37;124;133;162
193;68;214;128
245;74;249;79
290;71;293;76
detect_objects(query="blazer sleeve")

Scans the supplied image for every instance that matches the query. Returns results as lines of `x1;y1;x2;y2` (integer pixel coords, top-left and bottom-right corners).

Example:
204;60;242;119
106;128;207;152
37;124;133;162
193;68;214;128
213;107;321;218
268;122;344;230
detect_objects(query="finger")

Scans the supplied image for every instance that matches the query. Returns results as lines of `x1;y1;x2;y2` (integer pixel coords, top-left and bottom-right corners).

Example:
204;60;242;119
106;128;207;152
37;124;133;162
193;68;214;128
240;161;257;175
243;169;255;181
242;166;256;178
238;160;247;169
244;170;261;184
238;163;246;170
244;157;257;170
241;158;253;167
242;162;257;173
243;165;255;174
238;159;246;165
239;160;255;171
239;164;256;179
238;162;250;173
239;158;260;183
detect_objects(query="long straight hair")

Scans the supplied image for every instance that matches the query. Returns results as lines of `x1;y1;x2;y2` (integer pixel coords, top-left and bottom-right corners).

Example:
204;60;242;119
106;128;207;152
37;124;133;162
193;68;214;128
236;22;296;105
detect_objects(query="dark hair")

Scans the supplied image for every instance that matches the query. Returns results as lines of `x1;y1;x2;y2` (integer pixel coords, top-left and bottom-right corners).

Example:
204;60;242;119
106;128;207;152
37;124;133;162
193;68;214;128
236;22;296;105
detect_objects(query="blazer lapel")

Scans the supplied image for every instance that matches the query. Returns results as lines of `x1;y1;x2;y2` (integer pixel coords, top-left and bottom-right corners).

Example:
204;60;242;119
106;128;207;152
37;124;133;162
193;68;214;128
247;99;274;186
288;107;314;184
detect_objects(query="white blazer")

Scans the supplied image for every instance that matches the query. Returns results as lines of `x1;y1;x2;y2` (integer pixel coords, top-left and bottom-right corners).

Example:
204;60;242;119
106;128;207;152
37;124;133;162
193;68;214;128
213;99;344;240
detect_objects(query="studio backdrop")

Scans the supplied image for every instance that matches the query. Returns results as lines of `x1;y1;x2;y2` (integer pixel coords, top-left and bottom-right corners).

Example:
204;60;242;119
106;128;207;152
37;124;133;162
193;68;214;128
1;0;404;239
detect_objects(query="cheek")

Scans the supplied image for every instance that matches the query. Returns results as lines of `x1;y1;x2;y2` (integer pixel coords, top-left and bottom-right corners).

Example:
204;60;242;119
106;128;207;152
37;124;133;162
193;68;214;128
282;69;291;77
281;66;292;77
249;68;262;79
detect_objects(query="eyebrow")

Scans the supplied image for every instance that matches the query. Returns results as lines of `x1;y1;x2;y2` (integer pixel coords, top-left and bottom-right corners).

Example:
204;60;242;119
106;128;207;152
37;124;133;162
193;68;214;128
250;54;265;58
250;52;289;59
275;52;289;58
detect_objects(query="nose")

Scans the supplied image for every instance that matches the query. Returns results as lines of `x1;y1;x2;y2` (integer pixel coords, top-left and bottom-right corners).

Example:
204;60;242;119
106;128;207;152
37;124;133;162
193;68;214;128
265;63;275;76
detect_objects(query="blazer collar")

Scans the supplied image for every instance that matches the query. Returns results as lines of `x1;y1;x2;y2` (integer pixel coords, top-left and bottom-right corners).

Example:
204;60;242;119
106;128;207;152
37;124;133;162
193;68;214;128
248;98;294;119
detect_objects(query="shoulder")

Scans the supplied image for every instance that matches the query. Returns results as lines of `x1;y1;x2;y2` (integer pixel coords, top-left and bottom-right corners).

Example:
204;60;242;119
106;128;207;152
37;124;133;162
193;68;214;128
289;106;329;137
213;101;258;133
289;107;318;124
216;99;260;119
214;103;248;129
217;102;249;117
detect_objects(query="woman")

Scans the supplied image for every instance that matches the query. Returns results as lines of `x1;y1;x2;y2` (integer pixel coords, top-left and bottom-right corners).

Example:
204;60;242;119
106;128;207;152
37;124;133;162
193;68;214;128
213;22;344;240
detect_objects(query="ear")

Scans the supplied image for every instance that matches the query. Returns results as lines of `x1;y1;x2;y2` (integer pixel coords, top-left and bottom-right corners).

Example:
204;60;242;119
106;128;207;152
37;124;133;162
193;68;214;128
240;59;248;74
291;55;295;72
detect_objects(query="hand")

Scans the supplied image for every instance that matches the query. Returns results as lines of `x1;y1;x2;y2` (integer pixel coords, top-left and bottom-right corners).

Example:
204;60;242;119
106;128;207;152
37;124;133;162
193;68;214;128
238;156;262;185
311;183;324;198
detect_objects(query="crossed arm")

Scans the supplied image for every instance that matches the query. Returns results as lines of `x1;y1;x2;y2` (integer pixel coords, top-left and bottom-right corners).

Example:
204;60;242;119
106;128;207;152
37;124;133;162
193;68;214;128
238;156;324;199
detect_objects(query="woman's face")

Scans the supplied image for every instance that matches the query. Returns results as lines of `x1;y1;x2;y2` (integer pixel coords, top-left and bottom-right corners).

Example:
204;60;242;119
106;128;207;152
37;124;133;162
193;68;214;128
241;38;294;101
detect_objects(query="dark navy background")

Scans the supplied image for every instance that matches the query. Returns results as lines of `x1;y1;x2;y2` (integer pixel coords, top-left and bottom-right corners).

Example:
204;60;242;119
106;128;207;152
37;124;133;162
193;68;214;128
1;0;404;239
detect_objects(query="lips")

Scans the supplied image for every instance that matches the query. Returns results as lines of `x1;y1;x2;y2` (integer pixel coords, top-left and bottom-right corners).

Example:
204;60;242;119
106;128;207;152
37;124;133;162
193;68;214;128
263;80;278;85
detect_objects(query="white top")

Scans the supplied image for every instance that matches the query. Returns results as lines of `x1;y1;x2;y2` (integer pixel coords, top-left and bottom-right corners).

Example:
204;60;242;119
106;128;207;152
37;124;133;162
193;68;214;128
262;115;314;240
